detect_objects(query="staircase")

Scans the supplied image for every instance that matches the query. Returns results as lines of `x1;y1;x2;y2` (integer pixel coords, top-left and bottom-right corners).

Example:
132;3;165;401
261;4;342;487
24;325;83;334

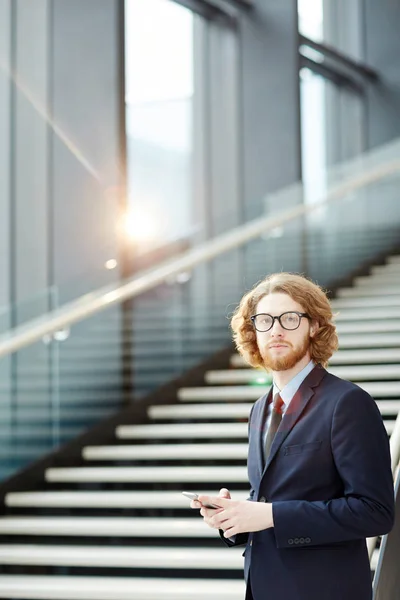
0;256;399;598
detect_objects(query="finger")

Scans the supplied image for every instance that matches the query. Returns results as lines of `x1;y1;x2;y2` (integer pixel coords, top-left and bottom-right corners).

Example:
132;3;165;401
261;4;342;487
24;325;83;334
202;512;226;529
198;495;227;508
219;488;231;499
200;506;219;518
211;513;230;529
205;519;220;529
190;500;202;509
223;527;238;538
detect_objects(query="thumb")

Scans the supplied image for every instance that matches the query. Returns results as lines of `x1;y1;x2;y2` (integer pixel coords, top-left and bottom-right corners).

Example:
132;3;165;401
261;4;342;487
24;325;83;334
219;488;231;499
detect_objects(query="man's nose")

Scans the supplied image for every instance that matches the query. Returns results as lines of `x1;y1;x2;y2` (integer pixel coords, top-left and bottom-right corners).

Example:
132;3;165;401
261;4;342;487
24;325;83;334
270;318;284;334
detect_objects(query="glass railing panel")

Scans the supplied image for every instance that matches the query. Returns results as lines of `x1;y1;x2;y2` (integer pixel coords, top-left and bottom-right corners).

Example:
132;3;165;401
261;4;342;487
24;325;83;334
372;463;400;599
56;305;125;429
305;170;400;288
130;274;234;399
2;136;400;479
0;303;124;481
0;337;54;481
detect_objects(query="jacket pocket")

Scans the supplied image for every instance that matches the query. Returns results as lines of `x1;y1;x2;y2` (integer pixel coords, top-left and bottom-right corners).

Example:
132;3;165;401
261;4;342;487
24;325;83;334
284;440;322;455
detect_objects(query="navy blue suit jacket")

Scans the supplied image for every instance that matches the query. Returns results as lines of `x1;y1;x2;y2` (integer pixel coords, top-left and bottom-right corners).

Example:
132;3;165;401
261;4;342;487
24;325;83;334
222;365;394;600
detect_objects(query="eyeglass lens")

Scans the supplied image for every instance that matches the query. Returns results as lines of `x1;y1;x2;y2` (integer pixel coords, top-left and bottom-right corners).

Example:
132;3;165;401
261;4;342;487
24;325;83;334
253;312;302;332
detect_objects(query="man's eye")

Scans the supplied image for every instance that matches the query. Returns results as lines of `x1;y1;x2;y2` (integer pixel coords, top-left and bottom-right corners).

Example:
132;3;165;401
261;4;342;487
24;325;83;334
259;318;270;326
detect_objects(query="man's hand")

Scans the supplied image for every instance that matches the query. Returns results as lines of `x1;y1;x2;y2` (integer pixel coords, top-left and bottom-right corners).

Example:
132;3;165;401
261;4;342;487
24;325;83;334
197;494;274;537
190;488;231;529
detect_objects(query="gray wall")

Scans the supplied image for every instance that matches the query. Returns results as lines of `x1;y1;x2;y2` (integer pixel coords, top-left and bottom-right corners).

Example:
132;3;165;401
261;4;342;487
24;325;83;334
0;0;123;317
239;0;302;221
13;0;50;320
0;0;11;316
364;0;400;149
52;0;124;303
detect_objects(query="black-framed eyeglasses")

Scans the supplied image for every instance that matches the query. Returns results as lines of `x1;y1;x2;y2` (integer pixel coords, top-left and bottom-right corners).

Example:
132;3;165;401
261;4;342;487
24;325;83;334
250;311;311;332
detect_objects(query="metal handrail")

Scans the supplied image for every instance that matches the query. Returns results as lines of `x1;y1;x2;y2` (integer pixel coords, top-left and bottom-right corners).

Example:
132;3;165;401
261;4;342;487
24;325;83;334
368;411;400;562
0;156;400;360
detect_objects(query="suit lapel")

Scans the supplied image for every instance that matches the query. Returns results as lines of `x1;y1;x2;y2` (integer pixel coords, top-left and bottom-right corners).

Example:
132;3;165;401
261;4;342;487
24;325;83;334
261;365;327;477
256;388;272;473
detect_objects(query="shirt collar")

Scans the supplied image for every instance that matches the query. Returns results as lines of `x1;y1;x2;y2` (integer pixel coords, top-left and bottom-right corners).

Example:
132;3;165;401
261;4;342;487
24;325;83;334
272;360;315;411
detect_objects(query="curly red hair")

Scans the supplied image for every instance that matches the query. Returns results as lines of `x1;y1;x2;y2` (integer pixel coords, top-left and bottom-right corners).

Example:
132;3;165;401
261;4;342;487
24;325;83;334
231;273;338;369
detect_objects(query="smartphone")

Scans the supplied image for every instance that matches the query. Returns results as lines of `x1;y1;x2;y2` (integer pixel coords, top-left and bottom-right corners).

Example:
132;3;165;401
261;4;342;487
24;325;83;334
182;491;221;509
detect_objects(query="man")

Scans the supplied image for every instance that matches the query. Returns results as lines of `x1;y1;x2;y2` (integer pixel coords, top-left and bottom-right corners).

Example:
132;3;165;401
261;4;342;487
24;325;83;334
191;272;395;600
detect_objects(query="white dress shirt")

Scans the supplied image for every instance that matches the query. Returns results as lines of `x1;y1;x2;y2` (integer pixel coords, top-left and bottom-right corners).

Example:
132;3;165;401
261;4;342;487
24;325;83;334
264;360;315;444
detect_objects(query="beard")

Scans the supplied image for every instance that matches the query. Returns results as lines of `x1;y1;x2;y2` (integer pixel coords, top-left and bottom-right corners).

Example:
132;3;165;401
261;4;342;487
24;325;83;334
260;335;310;371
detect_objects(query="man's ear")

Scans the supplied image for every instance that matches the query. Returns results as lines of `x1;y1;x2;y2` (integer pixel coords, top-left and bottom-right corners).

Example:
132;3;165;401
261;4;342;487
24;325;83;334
310;321;319;338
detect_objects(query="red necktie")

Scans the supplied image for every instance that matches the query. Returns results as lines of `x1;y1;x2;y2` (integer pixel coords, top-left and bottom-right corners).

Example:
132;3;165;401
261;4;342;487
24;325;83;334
265;393;284;460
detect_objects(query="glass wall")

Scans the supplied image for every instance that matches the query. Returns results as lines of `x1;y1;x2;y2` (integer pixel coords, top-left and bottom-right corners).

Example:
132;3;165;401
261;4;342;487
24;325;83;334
124;0;240;259
298;0;364;62
298;0;367;203
124;0;196;255
300;68;366;203
298;0;324;43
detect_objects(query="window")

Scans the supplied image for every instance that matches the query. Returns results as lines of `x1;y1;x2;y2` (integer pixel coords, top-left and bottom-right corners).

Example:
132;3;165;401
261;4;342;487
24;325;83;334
298;0;324;43
300;68;365;203
298;0;364;62
125;0;195;253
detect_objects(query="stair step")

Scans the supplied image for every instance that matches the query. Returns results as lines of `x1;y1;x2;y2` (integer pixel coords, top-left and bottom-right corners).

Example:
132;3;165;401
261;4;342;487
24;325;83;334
83;443;248;461
337;286;400;298
355;275;400;286
45;466;248;483
0;545;243;570
338;333;400;347
329;365;400;382
372;263;400;273
387;256;400;264
5;490;248;509
82;442;247;461
0;576;245;600
331;296;400;308
149;403;252;420
178;382;400;401
336;321;400;333
205;370;271;385
117;422;248;439
177;386;270;402
374;400;400;415
330;349;400;364
0;516;222;537
206;366;400;384
333;308;400;320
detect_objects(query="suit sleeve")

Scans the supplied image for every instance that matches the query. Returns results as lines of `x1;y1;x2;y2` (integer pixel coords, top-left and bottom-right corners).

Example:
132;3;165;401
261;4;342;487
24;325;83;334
272;387;395;549
219;403;256;548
